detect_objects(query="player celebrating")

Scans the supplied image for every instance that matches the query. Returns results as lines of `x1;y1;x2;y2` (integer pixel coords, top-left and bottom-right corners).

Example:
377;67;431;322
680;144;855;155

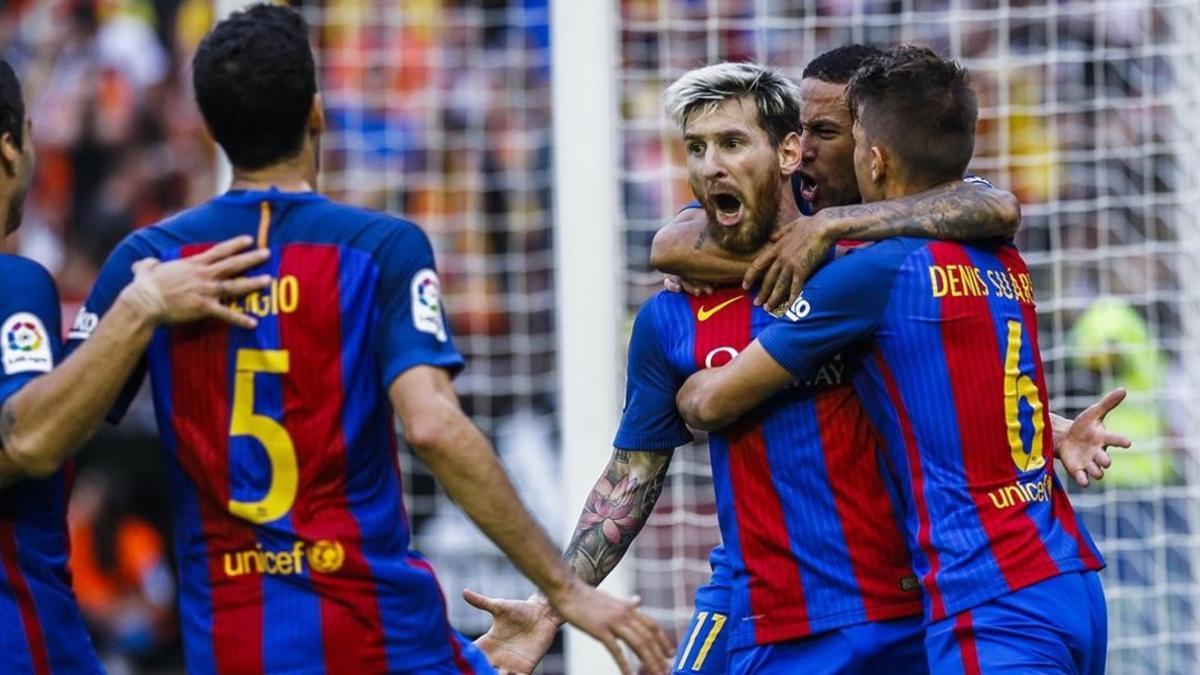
474;61;925;675
469;50;1124;675
57;5;671;675
648;43;1027;675
0;60;272;674
652;45;1021;310
677;46;1112;674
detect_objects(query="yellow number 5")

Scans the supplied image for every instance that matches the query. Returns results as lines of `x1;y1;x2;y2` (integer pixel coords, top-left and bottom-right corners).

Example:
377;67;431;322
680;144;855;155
1003;320;1045;472
229;349;297;523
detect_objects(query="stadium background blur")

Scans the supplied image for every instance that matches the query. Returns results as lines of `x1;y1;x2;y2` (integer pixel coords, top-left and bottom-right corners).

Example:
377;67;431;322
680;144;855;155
1;0;1198;673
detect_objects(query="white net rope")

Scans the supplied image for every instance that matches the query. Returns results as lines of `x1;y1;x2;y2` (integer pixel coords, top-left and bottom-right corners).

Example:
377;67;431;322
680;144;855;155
618;1;1200;673
295;4;563;671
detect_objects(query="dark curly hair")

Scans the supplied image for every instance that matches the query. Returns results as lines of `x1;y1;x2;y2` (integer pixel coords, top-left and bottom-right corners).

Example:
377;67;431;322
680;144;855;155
192;3;316;170
0;60;25;148
801;44;882;85
846;45;977;185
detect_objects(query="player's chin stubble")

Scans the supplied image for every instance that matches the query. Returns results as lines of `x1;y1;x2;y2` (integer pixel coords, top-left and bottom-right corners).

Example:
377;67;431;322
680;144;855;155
704;175;780;255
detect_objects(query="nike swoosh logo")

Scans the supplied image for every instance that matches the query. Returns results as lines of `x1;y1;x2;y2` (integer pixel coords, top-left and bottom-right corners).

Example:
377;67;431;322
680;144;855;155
697;296;744;321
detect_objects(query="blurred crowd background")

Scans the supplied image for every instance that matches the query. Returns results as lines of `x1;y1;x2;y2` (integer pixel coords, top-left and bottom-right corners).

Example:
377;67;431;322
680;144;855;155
1;1;1198;674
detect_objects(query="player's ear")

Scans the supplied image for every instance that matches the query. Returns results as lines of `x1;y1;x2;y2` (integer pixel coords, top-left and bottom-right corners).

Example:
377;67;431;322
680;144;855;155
0;131;18;177
777;130;802;175
869;145;886;186
308;93;326;135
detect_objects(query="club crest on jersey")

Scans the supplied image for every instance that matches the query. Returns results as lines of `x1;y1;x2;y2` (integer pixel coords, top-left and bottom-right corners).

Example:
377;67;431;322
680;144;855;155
2;312;53;375
68;308;99;341
411;268;448;342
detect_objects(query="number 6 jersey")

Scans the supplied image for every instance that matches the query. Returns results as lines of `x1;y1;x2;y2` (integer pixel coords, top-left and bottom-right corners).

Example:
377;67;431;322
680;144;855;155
756;237;1104;622
67;189;472;674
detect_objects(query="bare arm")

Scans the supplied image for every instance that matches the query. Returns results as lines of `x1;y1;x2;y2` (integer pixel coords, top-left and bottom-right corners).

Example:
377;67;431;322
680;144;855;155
650;208;758;284
468;448;673;672
392;366;579;595
818;179;1020;243
390;366;671;675
676;341;794;431
746;180;1021;311
0;299;154;484
564;449;672;586
0;238;269;486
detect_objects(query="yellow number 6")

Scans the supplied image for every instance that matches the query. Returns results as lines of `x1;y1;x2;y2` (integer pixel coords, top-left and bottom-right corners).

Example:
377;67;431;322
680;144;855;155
1003;320;1045;472
229;349;298;523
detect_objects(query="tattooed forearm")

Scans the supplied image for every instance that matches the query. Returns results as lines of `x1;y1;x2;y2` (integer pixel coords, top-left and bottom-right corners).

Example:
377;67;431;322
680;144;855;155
692;228;708;250
822;180;1020;242
563;449;672;586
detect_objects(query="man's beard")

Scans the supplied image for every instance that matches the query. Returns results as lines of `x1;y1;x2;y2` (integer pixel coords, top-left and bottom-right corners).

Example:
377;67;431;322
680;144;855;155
703;175;781;255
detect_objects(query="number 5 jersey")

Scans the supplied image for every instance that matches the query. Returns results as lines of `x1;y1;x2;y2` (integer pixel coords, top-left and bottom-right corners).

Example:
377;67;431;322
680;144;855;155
68;189;477;674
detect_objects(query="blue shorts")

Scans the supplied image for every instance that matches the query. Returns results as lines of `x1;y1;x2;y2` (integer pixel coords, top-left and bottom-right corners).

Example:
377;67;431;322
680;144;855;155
674;548;733;674
926;571;1106;675
727;615;928;675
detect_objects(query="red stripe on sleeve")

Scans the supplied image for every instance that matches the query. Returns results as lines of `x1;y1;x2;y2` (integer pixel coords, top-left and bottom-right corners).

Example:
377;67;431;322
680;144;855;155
928;243;1059;591
277;244;388;672
814;389;920;619
690;290;810;641
874;352;947;619
0;522;51;675
168;279;265;674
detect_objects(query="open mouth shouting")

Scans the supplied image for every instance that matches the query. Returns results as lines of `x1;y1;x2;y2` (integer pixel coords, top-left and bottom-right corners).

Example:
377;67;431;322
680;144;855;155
797;171;819;206
708;190;744;227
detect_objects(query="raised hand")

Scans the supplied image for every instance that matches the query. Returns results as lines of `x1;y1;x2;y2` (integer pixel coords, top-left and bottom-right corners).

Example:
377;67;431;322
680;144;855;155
1056;388;1133;487
465;589;559;675
119;235;272;329
547;581;673;675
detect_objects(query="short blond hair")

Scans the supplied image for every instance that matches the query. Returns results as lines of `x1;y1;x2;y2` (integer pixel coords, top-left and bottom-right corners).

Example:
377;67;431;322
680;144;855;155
663;62;800;145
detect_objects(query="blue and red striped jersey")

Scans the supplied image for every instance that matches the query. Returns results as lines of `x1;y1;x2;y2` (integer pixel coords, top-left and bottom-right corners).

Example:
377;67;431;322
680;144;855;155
758;237;1104;622
0;255;100;675
68;190;477;674
615;286;921;650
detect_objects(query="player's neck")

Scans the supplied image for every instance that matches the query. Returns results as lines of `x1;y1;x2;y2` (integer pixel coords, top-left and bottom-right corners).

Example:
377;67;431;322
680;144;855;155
229;168;314;193
881;175;955;201
777;183;802;223
229;151;318;194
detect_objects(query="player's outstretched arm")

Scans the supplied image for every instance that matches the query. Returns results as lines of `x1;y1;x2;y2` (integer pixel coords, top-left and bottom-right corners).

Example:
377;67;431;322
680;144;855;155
676;341;794;431
745;179;1021;311
390;366;673;675
0;237;269;486
650;207;759;285
466;448;672;673
1051;388;1133;488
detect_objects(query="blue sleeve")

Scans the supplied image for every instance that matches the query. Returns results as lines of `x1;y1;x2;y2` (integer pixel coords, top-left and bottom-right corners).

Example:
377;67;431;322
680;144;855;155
65;232;157;422
757;244;902;382
612;302;692;451
0;258;63;409
374;223;465;390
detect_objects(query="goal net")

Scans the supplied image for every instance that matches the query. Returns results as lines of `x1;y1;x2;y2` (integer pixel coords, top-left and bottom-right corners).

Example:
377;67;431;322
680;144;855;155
298;0;1200;673
616;2;1200;674
293;1;566;670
